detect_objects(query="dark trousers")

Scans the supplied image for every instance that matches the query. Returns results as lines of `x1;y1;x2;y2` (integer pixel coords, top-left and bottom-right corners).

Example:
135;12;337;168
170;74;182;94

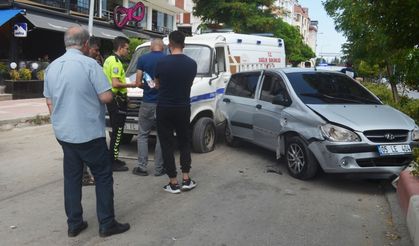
107;97;127;161
156;106;191;178
58;138;115;231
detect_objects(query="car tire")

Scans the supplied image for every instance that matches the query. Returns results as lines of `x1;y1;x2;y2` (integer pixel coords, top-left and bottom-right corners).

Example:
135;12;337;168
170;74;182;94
224;121;241;147
285;136;318;180
108;132;134;145
192;117;216;153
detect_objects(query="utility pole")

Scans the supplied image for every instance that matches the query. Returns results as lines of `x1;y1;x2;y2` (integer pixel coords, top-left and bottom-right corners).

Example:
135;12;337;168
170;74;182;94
88;0;95;36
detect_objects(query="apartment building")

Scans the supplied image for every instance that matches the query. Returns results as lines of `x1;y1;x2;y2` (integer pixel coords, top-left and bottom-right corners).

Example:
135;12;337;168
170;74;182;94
274;0;318;52
273;0;297;25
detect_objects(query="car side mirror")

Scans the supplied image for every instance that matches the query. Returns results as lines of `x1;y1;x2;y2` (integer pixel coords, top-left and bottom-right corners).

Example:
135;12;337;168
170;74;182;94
272;93;292;107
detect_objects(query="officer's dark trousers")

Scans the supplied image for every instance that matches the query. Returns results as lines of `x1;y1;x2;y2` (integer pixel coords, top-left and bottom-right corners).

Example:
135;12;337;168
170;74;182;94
107;99;127;160
156;105;191;178
58;138;115;231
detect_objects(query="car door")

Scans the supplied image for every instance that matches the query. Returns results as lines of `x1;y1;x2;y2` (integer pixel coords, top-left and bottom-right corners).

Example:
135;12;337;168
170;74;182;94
253;71;289;150
221;71;261;141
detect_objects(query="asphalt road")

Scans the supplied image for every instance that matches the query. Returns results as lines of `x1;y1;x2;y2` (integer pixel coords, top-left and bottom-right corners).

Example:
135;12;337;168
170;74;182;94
0;125;412;246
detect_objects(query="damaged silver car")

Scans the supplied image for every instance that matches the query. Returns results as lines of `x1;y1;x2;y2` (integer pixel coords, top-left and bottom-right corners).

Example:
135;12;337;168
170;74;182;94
218;68;419;180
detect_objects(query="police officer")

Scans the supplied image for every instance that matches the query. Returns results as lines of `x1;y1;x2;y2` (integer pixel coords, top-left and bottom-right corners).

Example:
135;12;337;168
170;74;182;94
103;36;137;171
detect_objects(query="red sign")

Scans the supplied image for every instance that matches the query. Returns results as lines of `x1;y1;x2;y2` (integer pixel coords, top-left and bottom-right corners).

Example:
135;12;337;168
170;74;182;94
113;2;145;29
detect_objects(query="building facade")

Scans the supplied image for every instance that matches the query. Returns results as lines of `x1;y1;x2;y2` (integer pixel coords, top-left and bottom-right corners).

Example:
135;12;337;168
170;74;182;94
0;0;186;64
273;0;297;25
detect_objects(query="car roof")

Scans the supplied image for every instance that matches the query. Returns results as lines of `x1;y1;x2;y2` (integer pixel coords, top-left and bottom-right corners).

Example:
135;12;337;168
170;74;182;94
266;67;343;74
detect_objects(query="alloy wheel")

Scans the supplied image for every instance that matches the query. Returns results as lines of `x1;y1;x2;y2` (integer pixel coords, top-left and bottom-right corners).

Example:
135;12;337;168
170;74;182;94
287;143;305;174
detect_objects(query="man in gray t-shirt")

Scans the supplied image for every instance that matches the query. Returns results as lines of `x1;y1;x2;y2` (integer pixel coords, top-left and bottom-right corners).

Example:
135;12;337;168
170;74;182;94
43;26;129;238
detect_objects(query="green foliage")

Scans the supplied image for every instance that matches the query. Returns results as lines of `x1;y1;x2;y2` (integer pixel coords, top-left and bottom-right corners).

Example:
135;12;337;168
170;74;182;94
36;70;45;80
323;0;419;102
18;68;32;80
9;70;20;80
124;37;144;71
412;150;419;177
0;63;8;79
357;60;382;78
193;0;315;64
193;0;276;33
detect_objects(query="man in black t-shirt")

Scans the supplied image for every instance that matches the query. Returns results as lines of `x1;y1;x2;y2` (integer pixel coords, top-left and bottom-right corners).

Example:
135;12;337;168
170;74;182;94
155;31;197;194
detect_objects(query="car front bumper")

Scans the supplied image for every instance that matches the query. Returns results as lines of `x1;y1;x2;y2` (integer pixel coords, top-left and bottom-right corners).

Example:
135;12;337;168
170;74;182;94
308;141;418;175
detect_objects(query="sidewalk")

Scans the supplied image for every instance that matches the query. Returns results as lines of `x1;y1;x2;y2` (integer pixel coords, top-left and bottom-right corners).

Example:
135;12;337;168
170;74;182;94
0;98;49;129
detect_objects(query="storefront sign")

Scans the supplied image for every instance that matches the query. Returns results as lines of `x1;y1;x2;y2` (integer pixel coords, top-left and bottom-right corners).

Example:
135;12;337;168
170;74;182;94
13;22;27;37
113;1;145;29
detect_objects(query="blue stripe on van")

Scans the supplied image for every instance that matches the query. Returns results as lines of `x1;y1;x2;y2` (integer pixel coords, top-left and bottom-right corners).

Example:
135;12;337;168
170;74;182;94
190;88;225;103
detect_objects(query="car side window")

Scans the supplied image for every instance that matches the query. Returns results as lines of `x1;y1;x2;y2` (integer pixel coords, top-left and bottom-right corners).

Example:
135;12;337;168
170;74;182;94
225;72;260;98
259;73;287;103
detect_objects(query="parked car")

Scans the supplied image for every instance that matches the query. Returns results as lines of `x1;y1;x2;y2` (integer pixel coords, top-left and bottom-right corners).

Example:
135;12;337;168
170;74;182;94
218;68;419;180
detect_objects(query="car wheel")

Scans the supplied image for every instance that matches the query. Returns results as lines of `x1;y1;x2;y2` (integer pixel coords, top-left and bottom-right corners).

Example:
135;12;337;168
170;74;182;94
192;117;216;153
224;122;241;147
285;136;318;180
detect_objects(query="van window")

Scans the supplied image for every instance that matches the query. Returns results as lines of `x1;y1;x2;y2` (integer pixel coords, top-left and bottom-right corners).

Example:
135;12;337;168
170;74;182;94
126;46;151;77
126;44;211;77
259;73;287;103
225;72;260;98
215;47;226;73
286;72;381;104
184;45;211;75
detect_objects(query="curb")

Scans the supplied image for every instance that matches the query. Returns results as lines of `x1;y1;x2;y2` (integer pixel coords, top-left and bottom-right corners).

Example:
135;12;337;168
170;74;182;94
397;170;419;246
0;114;50;131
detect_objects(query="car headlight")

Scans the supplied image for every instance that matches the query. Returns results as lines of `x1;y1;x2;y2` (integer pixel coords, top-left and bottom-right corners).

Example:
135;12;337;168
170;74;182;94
320;123;361;142
413;126;419;141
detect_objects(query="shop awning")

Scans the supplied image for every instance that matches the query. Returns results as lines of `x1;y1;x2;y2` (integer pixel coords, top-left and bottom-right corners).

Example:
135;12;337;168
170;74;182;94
24;12;127;40
0;9;22;27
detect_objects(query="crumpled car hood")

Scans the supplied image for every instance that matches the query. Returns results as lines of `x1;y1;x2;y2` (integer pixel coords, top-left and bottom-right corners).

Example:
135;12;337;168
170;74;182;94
307;104;415;131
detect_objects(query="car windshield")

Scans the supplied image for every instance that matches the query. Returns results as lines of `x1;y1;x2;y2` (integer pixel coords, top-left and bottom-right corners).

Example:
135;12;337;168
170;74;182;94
285;72;382;105
126;44;211;77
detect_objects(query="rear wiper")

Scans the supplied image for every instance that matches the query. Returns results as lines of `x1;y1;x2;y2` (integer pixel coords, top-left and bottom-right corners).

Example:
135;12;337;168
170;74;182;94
300;93;361;103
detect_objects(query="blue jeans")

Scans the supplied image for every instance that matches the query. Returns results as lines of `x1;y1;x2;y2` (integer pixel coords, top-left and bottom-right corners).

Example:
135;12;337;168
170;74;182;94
137;102;164;173
58;138;115;231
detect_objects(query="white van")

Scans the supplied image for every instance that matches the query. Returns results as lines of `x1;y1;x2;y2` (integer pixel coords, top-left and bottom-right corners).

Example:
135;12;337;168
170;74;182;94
114;33;286;153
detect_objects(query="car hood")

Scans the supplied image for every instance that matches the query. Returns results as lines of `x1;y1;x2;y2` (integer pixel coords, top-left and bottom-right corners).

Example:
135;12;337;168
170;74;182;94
307;104;415;131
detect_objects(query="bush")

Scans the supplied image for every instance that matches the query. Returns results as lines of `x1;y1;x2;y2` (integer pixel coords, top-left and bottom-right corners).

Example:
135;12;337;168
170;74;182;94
0;62;8;80
19;68;32;80
9;70;20;80
36;70;45;80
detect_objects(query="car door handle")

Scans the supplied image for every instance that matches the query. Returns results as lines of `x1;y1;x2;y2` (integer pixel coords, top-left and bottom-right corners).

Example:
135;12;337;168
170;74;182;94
223;98;231;103
256;104;262;109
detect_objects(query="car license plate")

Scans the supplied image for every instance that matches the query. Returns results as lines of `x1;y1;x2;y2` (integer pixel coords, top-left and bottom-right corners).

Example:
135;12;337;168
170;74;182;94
124;123;138;131
377;144;411;156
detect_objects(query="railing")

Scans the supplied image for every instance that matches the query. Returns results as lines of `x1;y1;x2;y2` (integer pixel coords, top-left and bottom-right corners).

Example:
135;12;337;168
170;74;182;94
152;25;172;34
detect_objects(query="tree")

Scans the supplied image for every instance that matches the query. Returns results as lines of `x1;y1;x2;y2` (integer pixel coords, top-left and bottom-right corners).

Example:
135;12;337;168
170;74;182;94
192;0;277;33
193;0;315;65
323;0;419;102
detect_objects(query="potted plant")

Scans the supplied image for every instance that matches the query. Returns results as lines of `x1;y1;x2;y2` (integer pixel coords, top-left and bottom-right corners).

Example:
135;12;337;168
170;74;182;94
18;68;32;80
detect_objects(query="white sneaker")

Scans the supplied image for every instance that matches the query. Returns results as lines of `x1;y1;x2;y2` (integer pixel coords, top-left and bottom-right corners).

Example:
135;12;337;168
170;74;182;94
163;183;181;194
181;179;197;191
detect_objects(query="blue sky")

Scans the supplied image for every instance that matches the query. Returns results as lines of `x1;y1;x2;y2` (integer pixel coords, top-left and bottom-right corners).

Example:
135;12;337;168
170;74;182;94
298;0;347;56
